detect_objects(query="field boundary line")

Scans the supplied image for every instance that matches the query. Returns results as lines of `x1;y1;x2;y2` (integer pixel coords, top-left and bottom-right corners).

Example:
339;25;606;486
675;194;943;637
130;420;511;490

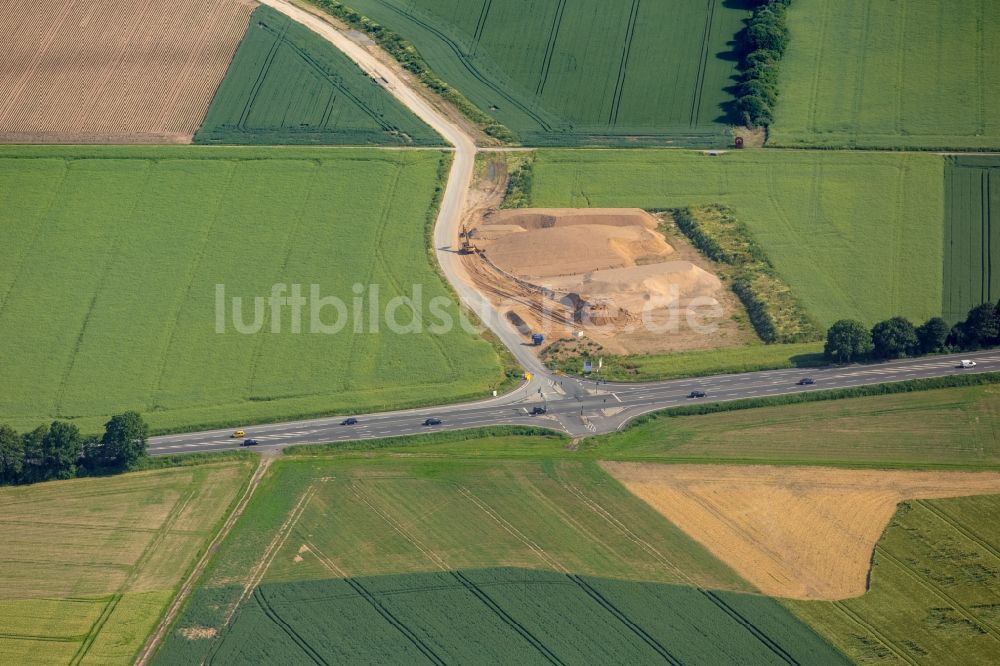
304;538;446;666
52;162;155;418
702;590;798;665
369;0;553;131
534;0;566;97
452;571;565;666
609;0;641;126
147;163;239;409
877;546;1000;642
456;485;567;572
254;586;329;665
68;593;121;666
568;574;681;665
471;0;493;54
688;0;715;128
134;457;271;666
348;481;450;570
831;601;917;666
239;21;287;130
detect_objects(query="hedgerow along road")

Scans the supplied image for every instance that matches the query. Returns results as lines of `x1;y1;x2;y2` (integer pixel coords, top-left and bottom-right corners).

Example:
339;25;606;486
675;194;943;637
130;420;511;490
150;0;999;455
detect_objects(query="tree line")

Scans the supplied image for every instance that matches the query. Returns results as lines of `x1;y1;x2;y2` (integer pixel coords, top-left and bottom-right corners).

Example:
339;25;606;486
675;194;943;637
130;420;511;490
825;302;1000;363
735;0;793;128
0;411;148;486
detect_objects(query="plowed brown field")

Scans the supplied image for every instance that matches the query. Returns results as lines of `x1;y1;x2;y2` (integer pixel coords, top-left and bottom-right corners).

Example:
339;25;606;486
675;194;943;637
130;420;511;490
0;0;254;143
602;462;1000;600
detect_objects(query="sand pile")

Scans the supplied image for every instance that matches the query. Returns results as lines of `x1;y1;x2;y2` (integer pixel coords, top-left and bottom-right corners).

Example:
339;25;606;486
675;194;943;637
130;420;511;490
473;208;722;321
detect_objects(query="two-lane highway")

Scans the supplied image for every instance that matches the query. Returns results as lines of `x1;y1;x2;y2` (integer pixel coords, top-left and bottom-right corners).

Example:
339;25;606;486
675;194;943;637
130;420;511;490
149;350;999;455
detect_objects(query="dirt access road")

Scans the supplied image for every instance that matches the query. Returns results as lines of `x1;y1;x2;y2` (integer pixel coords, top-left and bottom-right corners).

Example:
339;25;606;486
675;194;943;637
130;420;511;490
259;0;544;383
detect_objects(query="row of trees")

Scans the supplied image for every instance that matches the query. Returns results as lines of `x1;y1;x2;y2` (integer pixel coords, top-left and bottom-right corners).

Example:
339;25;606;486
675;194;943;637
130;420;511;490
0;411;148;486
825;301;1000;363
735;0;793;127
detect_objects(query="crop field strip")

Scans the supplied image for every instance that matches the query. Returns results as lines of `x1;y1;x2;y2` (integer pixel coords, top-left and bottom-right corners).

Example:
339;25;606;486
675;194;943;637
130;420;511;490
194;6;443;145
789;494;1000;664
341;0;743;145
154;457;846;664
0;462;253;665
0;0;253;143
944;156;1000;322
771;0;1000;150
0;146;501;433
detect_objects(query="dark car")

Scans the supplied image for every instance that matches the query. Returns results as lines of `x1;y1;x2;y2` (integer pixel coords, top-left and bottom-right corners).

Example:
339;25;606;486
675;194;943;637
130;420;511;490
241;438;259;447
688;390;706;399
423;418;442;426
797;377;816;386
530;406;547;415
341;417;359;426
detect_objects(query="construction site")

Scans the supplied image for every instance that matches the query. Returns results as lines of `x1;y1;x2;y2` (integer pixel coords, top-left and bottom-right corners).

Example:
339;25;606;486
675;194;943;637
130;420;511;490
459;183;754;357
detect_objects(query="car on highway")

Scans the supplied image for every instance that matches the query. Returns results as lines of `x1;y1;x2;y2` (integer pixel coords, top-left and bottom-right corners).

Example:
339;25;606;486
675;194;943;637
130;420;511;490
960;360;977;368
241;439;259;447
231;430;245;439
341;417;359;426
530;406;547;415
688;390;707;399
423;417;442;426
796;377;816;385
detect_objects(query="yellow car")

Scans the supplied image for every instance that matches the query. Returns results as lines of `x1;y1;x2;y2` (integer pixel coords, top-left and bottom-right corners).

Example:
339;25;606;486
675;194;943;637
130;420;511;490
231;430;245;439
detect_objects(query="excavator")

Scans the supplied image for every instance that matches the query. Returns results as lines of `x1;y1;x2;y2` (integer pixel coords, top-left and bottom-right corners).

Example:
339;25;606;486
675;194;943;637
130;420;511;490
459;224;481;255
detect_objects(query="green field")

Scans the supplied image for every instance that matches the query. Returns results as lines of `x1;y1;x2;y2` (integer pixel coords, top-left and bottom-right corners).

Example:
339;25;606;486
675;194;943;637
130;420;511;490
945;156;1000;322
590;383;1000;470
194;6;442;145
531;149;945;327
0;460;253;665
153;454;847;664
770;0;1000;150
335;0;747;146
0;146;502;433
790;494;1000;664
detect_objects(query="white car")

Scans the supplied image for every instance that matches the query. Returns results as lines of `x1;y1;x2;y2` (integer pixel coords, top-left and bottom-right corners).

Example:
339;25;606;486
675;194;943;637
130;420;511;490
960;360;977;368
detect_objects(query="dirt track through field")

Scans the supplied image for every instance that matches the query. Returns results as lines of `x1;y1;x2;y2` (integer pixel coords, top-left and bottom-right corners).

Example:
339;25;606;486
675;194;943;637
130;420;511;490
602;462;1000;600
0;0;253;143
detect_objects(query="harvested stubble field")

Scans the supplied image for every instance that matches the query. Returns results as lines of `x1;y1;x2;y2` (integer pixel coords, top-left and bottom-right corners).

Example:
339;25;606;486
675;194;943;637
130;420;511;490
531;149;945;328
0;146;502;433
0;461;253;665
153;455;845;665
0;0;253;143
790;494;1000;665
944;156;1000;322
336;0;747;146
771;0;1000;150
603;462;1000;601
195;6;443;145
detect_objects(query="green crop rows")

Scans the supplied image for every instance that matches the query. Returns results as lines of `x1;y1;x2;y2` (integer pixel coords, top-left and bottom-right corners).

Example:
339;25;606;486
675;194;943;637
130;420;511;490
337;0;745;146
791;494;1000;664
0;146;502;433
152;455;845;665
194;6;442;145
771;0;1000;150
945;156;1000;322
530;149;946;328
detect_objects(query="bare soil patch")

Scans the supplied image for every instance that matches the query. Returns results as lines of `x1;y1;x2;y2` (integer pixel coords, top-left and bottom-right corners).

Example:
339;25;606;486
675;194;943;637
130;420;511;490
0;0;254;143
466;206;752;354
601;462;1000;600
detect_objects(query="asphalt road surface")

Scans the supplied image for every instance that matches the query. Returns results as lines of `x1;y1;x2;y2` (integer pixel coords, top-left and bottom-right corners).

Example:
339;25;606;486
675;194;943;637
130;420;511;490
149;350;999;456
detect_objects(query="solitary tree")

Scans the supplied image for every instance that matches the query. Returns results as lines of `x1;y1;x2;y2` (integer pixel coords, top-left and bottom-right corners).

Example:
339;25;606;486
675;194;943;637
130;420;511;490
0;425;22;484
102;411;149;470
917;317;950;354
825;319;873;363
42;421;83;481
871;316;919;359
